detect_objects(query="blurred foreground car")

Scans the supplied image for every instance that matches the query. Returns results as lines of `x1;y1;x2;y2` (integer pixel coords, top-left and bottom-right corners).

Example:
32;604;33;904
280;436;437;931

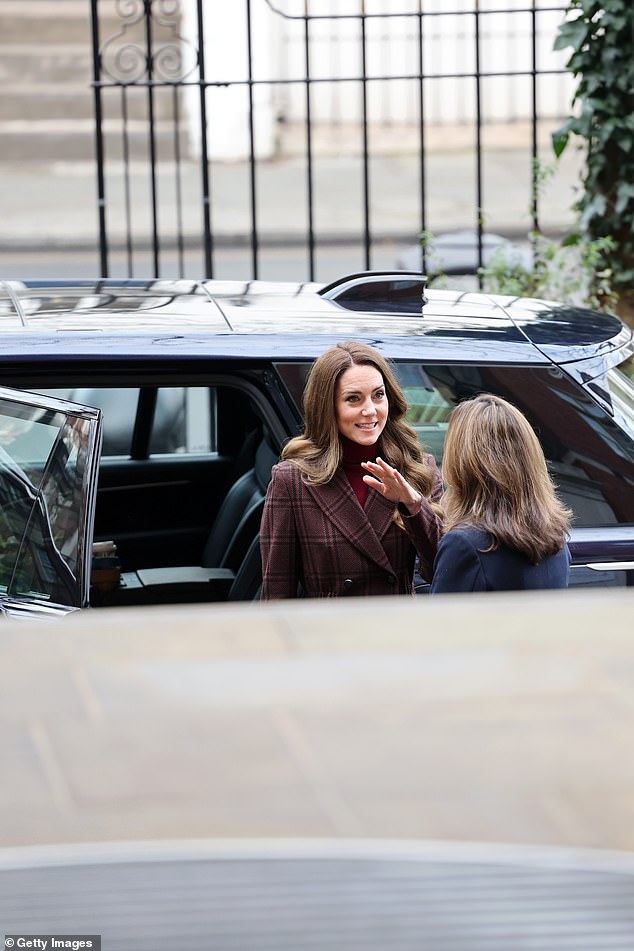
0;273;633;618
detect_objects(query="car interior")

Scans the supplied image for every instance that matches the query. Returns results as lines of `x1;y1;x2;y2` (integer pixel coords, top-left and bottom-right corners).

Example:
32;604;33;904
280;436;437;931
68;382;282;608
100;431;279;606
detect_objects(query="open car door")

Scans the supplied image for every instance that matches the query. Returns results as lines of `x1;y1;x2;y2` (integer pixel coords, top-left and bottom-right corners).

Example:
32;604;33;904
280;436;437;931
0;387;102;618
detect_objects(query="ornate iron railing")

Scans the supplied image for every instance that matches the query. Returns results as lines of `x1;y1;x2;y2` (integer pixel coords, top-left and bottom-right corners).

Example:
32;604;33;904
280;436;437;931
90;0;570;282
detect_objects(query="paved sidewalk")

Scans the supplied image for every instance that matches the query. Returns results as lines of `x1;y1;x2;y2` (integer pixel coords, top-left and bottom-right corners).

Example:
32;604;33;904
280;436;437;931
0;588;632;852
2;585;634;950
0;143;583;255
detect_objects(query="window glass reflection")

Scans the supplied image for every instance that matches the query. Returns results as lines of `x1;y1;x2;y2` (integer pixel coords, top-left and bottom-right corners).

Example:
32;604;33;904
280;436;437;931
0;400;88;605
397;365;634;529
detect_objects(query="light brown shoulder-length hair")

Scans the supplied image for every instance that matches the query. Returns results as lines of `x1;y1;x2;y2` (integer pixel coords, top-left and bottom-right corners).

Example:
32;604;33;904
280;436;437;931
282;340;437;498
441;393;571;563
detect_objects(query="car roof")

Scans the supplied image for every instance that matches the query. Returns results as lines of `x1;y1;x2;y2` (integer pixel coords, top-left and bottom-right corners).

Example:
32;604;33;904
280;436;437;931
0;275;629;366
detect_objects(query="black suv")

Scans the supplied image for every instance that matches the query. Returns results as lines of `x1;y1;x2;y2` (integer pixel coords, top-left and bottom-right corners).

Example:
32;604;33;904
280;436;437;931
1;273;633;618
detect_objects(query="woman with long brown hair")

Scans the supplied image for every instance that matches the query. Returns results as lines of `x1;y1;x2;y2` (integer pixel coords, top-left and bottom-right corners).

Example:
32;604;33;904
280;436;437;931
430;393;572;592
260;341;442;599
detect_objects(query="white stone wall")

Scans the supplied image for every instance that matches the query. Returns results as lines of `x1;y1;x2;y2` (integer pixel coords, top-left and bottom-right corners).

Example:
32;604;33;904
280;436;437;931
182;0;574;161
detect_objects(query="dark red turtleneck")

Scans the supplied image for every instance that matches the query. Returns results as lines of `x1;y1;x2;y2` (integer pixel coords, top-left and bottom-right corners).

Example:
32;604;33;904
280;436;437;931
341;435;378;508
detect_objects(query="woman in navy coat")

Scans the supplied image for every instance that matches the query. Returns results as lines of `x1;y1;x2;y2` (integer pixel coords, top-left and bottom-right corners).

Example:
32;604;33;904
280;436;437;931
260;341;443;599
430;394;571;593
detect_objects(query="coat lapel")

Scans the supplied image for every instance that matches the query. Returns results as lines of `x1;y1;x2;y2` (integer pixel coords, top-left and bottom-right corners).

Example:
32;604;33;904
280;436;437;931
303;470;396;574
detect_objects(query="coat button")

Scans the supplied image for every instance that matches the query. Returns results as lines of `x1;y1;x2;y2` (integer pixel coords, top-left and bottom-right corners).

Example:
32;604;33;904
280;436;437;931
386;575;395;586
343;579;354;591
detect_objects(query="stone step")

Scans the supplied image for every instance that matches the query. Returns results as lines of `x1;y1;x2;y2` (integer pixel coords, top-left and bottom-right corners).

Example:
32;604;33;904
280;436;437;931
0;44;92;84
0;1;112;46
0;0;179;47
1;3;90;46
0;83;182;121
0;119;193;162
0;86;93;121
0;0;188;161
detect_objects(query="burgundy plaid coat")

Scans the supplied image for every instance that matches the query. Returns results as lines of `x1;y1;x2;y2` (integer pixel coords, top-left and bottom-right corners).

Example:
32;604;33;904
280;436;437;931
260;456;443;600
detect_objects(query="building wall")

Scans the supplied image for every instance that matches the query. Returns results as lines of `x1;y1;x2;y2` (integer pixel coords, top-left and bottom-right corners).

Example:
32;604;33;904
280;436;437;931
182;0;574;161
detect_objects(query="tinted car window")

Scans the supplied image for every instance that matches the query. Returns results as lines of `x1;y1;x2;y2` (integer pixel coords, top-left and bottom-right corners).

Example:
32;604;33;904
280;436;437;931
411;364;634;529
48;387;214;457
275;361;634;530
605;354;634;439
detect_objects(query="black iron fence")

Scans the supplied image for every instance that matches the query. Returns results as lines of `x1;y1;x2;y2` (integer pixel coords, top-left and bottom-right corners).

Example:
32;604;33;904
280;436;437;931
90;0;571;282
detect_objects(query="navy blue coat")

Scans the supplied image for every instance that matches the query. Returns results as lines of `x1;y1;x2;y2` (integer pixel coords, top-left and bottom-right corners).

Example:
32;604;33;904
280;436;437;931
430;526;570;593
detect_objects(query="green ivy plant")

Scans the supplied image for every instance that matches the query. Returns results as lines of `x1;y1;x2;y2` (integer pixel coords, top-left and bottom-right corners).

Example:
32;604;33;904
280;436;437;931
477;230;618;312
422;163;619;313
476;164;619;310
552;0;634;312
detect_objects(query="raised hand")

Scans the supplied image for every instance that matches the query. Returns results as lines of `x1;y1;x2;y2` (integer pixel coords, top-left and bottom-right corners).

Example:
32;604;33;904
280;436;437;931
361;457;422;514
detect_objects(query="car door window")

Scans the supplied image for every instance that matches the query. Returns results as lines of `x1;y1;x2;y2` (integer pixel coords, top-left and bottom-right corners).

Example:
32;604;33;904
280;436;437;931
275;360;634;528
0;392;101;609
396;364;454;463
399;364;634;529
45;387;214;457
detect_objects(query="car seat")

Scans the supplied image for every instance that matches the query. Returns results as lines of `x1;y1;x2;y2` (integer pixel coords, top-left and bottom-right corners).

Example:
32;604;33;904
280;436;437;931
200;433;278;573
133;431;278;602
227;534;262;601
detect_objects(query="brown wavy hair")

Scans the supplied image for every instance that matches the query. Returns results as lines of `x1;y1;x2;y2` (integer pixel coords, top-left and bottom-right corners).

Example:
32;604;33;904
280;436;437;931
282;340;437;499
441;393;571;563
